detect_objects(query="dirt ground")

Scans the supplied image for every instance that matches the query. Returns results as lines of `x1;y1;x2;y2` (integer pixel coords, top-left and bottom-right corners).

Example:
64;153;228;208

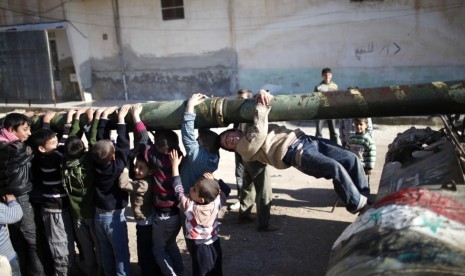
121;121;427;276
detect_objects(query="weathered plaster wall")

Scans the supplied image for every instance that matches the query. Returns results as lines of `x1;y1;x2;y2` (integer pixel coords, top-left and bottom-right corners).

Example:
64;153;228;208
4;0;463;100
64;2;93;99
84;0;236;100
91;48;237;100
81;0;465;99
233;0;465;93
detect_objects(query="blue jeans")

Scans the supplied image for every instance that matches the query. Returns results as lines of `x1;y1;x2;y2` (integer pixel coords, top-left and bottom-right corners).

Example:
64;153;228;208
73;217;102;276
152;213;184;276
94;208;130;276
283;136;370;212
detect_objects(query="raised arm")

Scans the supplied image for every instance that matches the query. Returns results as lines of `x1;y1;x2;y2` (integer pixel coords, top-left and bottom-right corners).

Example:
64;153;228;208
97;106;117;141
59;109;77;144
182;93;208;155
169;149;188;204
68;107;88;138
255;89;273;106
115;105;131;168
42;110;57;130
185;93;207;114
131;103;149;150
238;90;273;160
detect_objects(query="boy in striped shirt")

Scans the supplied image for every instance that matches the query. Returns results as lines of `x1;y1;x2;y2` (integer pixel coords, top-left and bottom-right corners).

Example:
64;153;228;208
345;118;377;177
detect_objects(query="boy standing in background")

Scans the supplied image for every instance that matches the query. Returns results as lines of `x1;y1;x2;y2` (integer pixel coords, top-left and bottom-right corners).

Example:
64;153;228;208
345;118;377;177
314;68;339;144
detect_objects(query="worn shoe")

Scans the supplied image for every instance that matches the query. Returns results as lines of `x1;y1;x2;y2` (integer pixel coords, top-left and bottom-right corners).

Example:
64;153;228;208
237;213;256;224
350;195;368;215
230;201;240;210
258;224;279;232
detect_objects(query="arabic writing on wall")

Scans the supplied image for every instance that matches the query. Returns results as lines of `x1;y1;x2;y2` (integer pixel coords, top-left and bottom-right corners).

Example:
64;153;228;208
354;42;401;61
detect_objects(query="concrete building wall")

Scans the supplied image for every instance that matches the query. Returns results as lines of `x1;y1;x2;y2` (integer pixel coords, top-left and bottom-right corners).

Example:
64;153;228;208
80;0;236;100
232;0;465;93
63;1;92;100
1;0;464;100
76;0;465;99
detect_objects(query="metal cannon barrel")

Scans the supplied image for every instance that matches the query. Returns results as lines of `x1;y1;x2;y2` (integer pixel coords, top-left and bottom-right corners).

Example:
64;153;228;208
32;80;465;131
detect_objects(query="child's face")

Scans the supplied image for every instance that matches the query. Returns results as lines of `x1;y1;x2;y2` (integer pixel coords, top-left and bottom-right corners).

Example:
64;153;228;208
354;120;367;135
322;72;332;84
40;136;58;154
220;130;242;151
155;144;170;155
155;139;171;154
189;182;204;204
133;159;150;179
11;123;31;142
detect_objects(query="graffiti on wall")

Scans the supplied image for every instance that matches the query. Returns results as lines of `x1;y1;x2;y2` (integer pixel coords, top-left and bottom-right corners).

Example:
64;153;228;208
355;42;401;61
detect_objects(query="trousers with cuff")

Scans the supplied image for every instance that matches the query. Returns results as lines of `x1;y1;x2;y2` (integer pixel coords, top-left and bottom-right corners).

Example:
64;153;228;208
239;161;272;229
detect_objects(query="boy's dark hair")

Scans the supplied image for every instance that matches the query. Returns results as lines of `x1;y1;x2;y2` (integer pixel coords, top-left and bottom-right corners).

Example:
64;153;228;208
64;136;85;160
197;128;220;154
91;140;115;165
354;118;368;124
197;177;220;204
237;88;253;99
3;113;31;131
32;128;57;148
154;130;179;151
218;129;242;152
322;67;332;75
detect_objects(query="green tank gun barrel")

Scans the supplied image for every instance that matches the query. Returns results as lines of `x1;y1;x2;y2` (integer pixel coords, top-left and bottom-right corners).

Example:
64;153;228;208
32;80;465;131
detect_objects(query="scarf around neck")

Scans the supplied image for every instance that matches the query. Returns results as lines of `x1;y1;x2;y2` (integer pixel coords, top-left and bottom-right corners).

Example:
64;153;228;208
0;128;20;142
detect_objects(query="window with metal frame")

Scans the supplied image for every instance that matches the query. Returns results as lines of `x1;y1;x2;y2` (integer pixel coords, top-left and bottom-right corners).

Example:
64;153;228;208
161;0;184;21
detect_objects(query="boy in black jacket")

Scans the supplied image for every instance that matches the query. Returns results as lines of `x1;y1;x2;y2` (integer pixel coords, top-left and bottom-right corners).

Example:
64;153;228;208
91;105;131;276
0;112;46;276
